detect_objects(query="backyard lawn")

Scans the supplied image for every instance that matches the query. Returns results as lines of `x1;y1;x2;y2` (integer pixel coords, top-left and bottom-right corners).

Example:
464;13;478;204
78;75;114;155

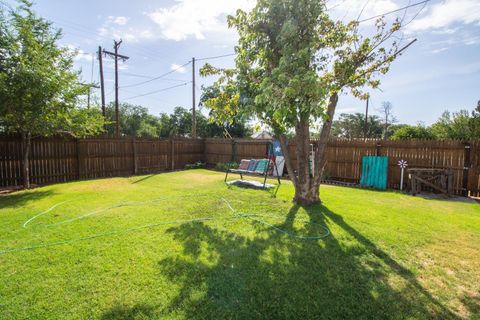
1;169;479;319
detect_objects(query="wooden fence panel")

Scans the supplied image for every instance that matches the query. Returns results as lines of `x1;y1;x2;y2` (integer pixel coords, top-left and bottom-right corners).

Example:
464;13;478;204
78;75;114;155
205;139;233;165
323;139;377;182
468;141;480;197
78;139;133;180
173;139;205;170
234;139;270;162
378;140;465;193
0;137;22;187
135;139;170;174
1;136;480;197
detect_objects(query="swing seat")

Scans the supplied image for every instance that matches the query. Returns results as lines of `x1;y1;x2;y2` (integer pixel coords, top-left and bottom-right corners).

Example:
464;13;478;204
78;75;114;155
225;159;281;189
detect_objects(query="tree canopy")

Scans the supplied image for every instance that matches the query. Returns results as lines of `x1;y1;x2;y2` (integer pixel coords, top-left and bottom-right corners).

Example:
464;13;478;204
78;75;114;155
0;0;104;138
201;0;408;204
0;0;104;187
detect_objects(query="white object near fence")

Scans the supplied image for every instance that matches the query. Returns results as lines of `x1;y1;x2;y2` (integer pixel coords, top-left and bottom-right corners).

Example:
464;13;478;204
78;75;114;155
398;160;408;191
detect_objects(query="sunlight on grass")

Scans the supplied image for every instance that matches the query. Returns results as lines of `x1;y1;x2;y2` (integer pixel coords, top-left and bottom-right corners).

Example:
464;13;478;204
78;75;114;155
0;169;479;319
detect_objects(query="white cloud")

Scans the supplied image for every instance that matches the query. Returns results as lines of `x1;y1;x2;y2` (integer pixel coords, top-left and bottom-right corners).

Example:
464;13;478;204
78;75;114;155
147;0;256;41
97;17;155;43
65;44;94;62
99;27;156;43
408;0;480;32
107;16;130;26
171;63;187;73
431;47;448;54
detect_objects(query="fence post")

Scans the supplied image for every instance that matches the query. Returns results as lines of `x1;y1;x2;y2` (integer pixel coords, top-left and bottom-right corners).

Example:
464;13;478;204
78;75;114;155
376;141;381;156
170;137;175;170
76;139;81;180
231;139;236;163
132;138;137;175
462;141;471;197
203;138;207;165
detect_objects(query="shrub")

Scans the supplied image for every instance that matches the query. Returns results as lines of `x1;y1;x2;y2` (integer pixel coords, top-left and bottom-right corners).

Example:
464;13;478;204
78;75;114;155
185;162;205;170
215;162;239;171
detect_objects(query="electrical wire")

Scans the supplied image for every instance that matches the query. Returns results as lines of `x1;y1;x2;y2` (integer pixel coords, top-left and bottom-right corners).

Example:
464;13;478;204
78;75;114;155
358;0;430;23
196;53;236;62
120;62;191;89
123;82;191;100
105;71;188;83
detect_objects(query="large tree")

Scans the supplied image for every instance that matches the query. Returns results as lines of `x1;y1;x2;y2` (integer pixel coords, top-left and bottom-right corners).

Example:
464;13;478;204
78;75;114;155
202;0;412;204
0;1;104;188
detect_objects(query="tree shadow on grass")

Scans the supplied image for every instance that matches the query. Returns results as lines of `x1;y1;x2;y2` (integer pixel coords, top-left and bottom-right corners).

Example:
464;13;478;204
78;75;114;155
0;189;55;210
100;303;155;320
155;203;458;319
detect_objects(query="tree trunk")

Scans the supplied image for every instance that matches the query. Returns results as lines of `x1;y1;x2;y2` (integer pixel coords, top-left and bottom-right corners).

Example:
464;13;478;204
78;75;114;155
22;131;32;189
312;93;339;194
278;93;339;206
293;117;316;205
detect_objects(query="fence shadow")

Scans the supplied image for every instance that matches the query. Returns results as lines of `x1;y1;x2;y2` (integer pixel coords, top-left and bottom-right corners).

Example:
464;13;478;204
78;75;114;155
154;203;458;319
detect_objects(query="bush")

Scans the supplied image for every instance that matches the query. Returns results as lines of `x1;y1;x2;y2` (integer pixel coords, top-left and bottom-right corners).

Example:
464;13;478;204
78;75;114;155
215;162;239;171
185;162;205;170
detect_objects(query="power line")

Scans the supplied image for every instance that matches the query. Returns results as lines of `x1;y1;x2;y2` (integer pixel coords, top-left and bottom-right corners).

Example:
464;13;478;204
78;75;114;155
358;0;430;23
104;70;188;82
196;53;236;62
44;14;168;62
123;82;191;100
120;61;191;89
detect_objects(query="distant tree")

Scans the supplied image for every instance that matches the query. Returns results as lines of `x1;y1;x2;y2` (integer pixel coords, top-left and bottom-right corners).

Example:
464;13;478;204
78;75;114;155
157;113;174;138
105;102;159;137
331;113;383;138
429;110;476;140
170;106;252;138
390;124;435;140
0;1;104;188
377;101;396;139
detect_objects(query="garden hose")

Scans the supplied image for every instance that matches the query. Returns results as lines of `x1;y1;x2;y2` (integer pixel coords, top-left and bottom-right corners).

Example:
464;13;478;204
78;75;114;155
1;195;330;255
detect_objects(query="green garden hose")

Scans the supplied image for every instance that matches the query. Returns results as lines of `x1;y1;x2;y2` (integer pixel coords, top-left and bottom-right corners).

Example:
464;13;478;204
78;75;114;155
1;195;330;255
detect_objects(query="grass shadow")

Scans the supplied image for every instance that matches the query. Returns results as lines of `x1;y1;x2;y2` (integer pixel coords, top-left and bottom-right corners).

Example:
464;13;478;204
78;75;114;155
0;189;55;210
131;174;157;184
155;202;459;319
100;303;156;320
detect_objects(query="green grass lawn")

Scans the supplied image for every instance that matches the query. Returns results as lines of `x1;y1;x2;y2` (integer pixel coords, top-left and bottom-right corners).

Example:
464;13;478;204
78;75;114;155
1;169;479;319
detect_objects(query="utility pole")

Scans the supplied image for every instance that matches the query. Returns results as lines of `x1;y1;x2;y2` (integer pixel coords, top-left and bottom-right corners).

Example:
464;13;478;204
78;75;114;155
98;46;106;126
192;57;196;138
86;84;100;108
364;97;369;139
103;40;129;138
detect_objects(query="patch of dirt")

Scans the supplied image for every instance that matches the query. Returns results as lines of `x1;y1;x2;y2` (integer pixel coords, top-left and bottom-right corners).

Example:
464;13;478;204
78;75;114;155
414;193;478;204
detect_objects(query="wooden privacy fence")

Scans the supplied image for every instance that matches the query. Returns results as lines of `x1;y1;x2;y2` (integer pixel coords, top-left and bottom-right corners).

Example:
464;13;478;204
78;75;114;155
1;136;479;197
204;138;480;197
0;137;204;187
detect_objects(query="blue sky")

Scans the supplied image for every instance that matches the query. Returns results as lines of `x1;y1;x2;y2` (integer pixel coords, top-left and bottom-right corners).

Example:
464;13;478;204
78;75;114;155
4;0;480;125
